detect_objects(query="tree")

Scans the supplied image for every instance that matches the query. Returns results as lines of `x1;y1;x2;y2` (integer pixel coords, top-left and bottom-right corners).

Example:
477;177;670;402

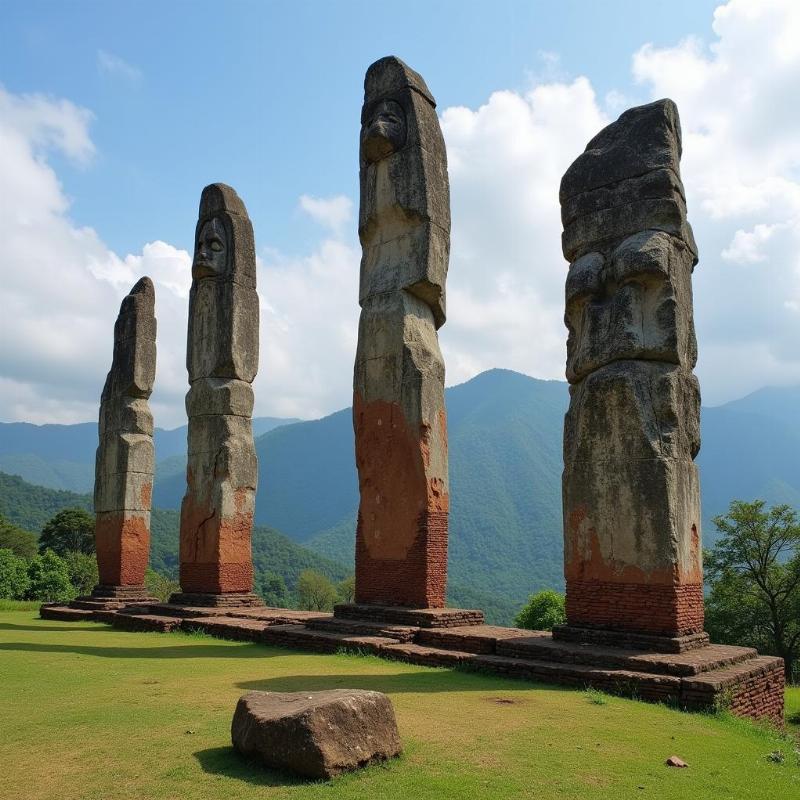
337;575;355;604
0;515;38;560
259;572;289;608
39;508;95;556
63;551;98;597
514;589;566;631
27;550;74;603
705;500;800;681
297;569;338;611
145;568;179;602
0;548;31;600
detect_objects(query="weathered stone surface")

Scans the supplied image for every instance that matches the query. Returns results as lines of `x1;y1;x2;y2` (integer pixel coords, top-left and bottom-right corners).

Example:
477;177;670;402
560;100;703;637
177;184;260;600
93;278;156;590
560;100;697;263
231;690;401;779
354;56;451;608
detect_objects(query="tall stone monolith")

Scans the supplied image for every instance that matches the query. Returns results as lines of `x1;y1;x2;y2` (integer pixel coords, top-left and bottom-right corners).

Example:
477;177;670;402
353;56;451;608
172;183;262;607
93;277;156;601
559;99;703;639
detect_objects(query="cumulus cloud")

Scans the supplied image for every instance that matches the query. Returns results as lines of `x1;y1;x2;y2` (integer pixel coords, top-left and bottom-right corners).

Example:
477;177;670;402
632;0;800;402
5;0;800;426
0;84;189;425
298;194;353;235
440;78;606;386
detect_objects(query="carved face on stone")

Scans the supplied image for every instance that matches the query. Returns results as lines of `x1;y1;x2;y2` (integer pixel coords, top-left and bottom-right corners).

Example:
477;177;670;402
193;218;228;280
361;100;406;163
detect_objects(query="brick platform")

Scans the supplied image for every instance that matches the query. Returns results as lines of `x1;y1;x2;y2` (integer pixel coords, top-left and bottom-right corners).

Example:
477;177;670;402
167;592;264;608
333;603;484;628
39;601;784;725
553;624;710;654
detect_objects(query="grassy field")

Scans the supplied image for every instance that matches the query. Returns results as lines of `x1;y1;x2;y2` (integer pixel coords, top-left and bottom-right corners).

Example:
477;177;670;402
1;606;798;800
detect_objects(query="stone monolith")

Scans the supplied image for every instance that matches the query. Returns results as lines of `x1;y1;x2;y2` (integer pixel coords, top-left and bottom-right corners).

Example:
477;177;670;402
353;56;451;608
172;183;262;607
558;99;703;639
93;277;156;600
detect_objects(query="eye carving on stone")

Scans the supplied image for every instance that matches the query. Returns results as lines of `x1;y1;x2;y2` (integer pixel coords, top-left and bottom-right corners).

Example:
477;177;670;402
361;100;407;163
193;217;228;280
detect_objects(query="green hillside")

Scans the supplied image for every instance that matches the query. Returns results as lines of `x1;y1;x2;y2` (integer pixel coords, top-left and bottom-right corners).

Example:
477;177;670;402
0;472;349;595
0;472;93;531
0;416;298;493
7;371;800;624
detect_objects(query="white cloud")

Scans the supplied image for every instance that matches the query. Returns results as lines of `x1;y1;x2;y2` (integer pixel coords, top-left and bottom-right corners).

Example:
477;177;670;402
440;78;606;386
298;194;353;235
632;0;800;402
6;0;800;426
97;50;142;85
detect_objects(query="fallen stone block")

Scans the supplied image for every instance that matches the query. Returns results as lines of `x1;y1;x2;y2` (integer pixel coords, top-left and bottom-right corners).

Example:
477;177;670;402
231;689;401;779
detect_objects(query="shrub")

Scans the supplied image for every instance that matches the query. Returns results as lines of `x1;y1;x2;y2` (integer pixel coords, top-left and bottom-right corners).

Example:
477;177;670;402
63;551;99;597
27;550;74;603
145;568;179;602
0;548;31;600
514;589;566;631
297;569;338;611
337;575;355;604
259;572;289;608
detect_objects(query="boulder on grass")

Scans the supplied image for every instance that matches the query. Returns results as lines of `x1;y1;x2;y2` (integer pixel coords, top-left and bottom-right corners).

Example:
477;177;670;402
231;689;402;779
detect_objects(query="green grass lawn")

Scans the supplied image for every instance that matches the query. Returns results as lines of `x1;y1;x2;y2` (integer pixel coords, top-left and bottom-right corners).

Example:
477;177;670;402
1;607;798;800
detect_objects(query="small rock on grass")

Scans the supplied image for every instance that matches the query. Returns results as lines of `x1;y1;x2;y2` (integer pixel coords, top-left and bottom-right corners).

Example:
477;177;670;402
665;755;689;768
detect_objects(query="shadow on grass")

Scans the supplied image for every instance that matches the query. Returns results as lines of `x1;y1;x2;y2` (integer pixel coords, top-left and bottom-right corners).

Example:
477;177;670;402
0;641;283;660
0;622;112;633
236;667;554;695
194;746;312;787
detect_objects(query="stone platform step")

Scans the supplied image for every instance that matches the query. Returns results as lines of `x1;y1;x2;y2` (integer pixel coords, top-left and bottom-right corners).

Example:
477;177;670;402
416;624;533;654
179;615;270;641
306;617;417;642
334;604;484;629
111;611;183;633
552;625;710;654
474;654;682;703
261;624;397;654
681;656;784;722
495;634;758;677
39;605;95;622
378;642;479;667
147;603;329;625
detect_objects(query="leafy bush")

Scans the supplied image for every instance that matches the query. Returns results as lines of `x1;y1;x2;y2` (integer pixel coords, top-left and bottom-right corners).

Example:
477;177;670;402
337;575;355;604
63;551;98;597
297;569;339;611
259;572;289;607
26;550;74;602
39;508;95;556
0;548;31;599
514;589;566;631
144;568;179;602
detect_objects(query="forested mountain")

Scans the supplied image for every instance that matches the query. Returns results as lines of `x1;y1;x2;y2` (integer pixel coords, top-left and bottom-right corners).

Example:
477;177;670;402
4;370;800;624
0;416;298;493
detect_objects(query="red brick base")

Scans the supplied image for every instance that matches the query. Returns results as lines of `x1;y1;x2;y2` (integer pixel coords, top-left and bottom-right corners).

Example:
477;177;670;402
566;579;704;636
355;510;448;608
179;561;254;594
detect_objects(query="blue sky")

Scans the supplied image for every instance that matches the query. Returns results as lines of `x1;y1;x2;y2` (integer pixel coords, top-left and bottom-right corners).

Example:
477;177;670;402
2;1;799;427
3;0;719;256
